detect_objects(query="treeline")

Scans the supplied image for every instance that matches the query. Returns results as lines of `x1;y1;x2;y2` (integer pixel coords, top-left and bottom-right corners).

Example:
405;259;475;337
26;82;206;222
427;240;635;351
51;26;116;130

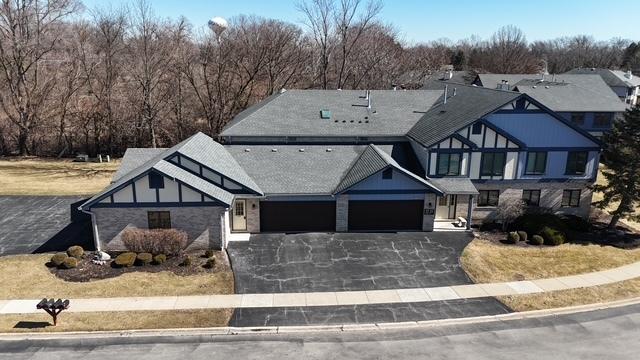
0;0;638;157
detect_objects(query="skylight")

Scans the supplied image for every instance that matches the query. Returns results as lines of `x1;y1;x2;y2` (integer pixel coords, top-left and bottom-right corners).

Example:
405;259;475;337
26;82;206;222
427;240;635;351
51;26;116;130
320;109;331;119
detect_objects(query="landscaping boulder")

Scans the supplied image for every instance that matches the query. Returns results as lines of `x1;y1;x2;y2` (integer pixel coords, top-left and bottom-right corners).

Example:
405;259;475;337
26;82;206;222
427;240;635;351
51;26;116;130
50;253;68;267
61;257;78;269
114;252;137;267
136;253;153;266
152;254;167;265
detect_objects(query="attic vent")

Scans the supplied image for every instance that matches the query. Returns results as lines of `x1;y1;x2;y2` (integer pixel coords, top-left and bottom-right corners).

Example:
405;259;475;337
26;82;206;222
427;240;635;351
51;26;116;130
320;109;331;119
271;148;278;152
299;148;305;152
326;148;333;152
244;148;251;152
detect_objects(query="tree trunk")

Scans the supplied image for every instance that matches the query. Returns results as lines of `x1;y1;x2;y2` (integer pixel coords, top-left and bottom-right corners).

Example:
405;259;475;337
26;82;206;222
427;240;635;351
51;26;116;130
608;214;620;229
17;128;29;156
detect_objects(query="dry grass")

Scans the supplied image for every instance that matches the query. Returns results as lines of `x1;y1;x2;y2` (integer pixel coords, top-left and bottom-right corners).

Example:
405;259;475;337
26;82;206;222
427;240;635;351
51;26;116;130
593;164;640;231
461;238;640;311
461;238;640;283
0;254;234;299
0;309;233;333
0;158;118;195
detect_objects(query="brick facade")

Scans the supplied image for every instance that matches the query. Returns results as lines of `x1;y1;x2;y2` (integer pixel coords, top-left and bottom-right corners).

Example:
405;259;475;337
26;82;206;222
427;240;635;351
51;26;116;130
92;206;225;251
245;198;261;233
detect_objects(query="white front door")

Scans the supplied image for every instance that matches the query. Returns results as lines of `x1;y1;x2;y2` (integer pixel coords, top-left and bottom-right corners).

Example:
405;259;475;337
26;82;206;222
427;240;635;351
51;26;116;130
232;199;247;231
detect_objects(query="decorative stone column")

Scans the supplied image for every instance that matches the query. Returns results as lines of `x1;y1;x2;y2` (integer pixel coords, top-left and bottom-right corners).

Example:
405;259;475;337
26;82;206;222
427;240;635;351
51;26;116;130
336;194;349;232
422;193;436;231
466;194;474;230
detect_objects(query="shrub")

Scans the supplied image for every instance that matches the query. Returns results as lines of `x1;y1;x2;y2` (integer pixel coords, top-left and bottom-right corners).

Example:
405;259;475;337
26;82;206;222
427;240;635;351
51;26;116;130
50;253;68;267
506;231;520;244
66;245;84;259
530;235;544;245
541;226;566;246
561;215;592;232
136;253;153;266
512;213;568;235
60;257;78;269
180;256;192;267
495;198;526;231
152;254;167;265
204;249;215;258
122;228;188;256
203;258;216;269
517;231;528;242
114;252;137;267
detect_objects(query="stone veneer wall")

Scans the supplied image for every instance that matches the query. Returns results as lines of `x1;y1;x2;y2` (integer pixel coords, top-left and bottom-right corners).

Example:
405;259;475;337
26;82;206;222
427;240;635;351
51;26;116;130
468;181;593;221
336;194;349;232
92;206;226;251
422;193;436;231
245;198;261;233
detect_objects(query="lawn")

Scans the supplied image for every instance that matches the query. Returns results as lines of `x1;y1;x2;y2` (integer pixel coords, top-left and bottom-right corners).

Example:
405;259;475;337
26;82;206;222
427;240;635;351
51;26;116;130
0;254;234;299
0;158;118;196
0;309;233;333
461;238;640;311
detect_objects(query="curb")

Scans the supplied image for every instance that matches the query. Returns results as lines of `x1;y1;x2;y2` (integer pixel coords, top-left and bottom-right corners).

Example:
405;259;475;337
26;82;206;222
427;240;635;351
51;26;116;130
1;296;639;340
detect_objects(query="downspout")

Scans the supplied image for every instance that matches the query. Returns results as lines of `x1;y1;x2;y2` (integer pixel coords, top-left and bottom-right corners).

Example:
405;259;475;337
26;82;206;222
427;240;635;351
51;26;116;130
80;207;101;252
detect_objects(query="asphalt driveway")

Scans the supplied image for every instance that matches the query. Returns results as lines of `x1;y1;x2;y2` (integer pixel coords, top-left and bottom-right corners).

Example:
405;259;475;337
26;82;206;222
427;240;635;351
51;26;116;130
227;232;510;326
0;196;92;256
228;232;476;293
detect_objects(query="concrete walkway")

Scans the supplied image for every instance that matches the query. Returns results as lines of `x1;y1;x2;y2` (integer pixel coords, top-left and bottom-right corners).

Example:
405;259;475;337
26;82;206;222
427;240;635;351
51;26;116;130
2;261;640;315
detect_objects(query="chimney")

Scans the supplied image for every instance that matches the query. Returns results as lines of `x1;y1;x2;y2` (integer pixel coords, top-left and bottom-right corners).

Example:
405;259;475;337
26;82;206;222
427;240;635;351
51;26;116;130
626;70;633;80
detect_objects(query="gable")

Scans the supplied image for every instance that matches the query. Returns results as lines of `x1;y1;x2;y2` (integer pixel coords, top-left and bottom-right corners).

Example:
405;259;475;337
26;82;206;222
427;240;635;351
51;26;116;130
342;167;439;194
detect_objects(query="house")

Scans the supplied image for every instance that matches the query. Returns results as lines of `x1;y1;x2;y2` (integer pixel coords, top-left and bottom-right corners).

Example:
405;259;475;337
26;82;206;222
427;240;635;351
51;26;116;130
473;74;628;138
421;69;475;90
565;68;640;106
79;85;601;252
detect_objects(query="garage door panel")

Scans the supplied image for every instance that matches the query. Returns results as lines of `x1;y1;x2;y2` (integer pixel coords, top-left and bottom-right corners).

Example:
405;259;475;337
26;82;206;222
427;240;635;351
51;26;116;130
260;201;336;232
349;200;423;231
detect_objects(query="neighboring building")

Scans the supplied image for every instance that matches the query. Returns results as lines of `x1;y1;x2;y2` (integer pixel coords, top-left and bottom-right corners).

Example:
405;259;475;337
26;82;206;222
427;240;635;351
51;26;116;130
473;74;628;138
565;68;640;106
80;86;601;251
421;69;475;90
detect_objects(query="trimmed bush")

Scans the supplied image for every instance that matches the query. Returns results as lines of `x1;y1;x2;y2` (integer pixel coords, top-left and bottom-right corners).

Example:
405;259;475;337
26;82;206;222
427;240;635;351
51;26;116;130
60;257;78;269
530;235;544;245
50;253;68;267
152;254;167;265
66;245;84;258
203;258;216;269
136;252;153;266
204;249;215;258
561;215;592;232
180;256;192;267
517;231;528;242
506;231;520;244
114;252;137;267
122;228;188;256
540;226;566;246
512;213;568;235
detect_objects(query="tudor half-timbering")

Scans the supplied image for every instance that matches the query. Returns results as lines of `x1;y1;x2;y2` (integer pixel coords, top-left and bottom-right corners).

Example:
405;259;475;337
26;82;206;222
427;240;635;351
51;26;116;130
81;85;602;250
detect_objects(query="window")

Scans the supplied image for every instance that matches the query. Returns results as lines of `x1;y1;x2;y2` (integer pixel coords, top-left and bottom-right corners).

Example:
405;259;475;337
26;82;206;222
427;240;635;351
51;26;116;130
561;190;581;207
522;190;541;206
566;151;588;175
570;113;585;126
525;152;547;175
480;153;506;176
436;153;461;176
234;201;245;216
594;113;612;128
382;168;393;179
148;211;171;229
471;122;482;134
478;190;500;207
148;172;164;189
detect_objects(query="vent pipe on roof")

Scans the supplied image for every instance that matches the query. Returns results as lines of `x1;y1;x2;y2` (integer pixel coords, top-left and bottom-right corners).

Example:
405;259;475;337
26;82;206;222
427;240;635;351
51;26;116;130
443;85;448;105
367;90;371;109
453;87;457;97
626;70;633;80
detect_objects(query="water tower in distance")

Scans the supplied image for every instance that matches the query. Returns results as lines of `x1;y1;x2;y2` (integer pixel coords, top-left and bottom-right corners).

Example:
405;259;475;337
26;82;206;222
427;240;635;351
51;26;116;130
208;17;228;41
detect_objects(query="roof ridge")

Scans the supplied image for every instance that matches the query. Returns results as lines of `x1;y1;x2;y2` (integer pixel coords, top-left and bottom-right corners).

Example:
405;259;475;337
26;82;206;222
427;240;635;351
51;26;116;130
222;91;285;134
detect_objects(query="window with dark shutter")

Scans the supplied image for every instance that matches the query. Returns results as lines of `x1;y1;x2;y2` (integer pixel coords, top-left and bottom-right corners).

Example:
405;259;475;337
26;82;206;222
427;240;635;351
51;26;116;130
148;172;165;189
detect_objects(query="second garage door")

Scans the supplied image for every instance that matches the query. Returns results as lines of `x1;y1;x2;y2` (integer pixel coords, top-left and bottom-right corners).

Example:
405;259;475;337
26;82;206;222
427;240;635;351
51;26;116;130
348;200;423;231
260;201;336;232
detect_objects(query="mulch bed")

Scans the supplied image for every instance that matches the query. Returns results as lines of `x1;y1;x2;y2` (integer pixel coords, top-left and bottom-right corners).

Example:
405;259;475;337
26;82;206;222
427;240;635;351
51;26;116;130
48;250;231;282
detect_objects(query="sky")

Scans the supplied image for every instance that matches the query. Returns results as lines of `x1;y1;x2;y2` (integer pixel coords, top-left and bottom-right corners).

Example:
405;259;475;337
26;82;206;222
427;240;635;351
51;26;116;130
80;0;640;44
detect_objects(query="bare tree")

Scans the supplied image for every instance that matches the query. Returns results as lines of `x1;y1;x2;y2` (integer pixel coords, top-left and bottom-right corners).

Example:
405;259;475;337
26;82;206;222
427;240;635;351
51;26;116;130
297;0;334;89
0;0;81;155
483;25;539;73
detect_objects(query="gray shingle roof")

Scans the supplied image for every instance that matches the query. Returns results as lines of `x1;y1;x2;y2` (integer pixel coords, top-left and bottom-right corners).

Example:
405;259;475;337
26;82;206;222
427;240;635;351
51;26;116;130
153;160;234;205
476;74;627;112
422;70;475;90
407;85;522;148
220;90;443;137
565;68;640;88
430;178;478;195
334;144;443;194
113;148;165;181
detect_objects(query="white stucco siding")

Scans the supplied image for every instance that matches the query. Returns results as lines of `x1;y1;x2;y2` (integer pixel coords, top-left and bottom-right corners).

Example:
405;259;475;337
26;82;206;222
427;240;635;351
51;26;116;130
158;178;180;202
469;152;481;179
429;152;437;175
134;175;156;203
484;128;496;148
504;152;518;180
181;186;202;202
461;153;470;176
112;184;134;203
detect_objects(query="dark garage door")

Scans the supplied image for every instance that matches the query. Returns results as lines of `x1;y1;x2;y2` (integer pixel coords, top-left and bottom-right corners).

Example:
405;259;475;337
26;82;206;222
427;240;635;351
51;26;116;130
260;201;336;232
349;200;423;231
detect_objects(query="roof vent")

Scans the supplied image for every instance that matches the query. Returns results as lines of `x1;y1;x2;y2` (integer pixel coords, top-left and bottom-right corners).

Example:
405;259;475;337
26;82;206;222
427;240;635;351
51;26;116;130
320;109;331;119
244;148;251;152
271;148;278;152
280;88;287;93
326;148;333;152
299;148;305;152
545;85;550;89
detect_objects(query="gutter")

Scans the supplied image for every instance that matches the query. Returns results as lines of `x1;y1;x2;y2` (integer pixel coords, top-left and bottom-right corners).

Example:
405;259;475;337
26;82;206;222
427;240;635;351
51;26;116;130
79;206;101;253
